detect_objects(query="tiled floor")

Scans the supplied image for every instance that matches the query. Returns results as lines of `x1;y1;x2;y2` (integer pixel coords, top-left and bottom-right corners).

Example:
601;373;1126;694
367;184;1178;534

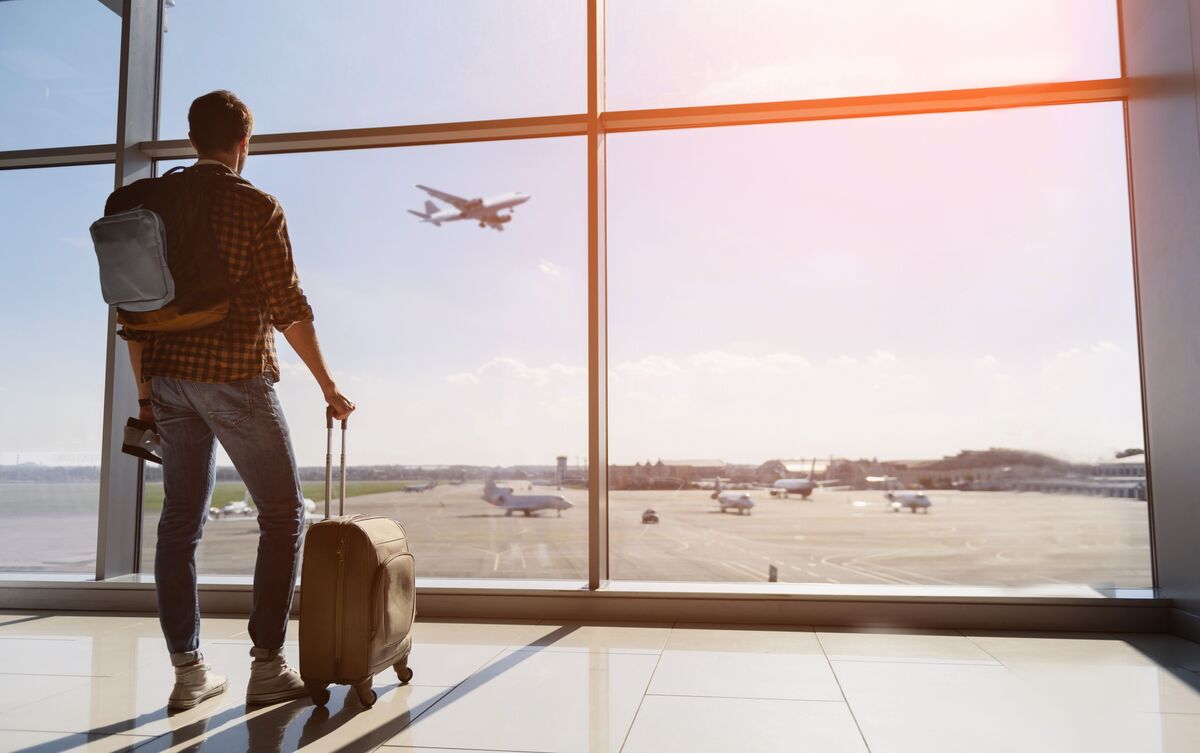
1;611;1199;752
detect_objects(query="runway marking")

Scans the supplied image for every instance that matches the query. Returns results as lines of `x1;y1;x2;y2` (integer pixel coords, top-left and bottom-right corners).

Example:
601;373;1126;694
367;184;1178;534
721;560;768;580
850;550;957;585
819;553;908;585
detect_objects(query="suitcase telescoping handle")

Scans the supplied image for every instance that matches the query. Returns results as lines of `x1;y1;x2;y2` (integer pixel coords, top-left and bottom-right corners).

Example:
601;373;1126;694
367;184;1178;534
325;406;348;518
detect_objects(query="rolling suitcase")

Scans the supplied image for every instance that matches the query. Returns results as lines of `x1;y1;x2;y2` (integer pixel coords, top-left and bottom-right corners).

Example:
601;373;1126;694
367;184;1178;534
299;408;416;708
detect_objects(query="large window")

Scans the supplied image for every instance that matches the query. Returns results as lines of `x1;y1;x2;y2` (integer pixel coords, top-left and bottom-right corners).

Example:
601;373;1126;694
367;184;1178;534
607;102;1150;587
0;0;121;151
159;0;585;138
606;0;1121;110
142;139;588;580
0;164;112;573
0;1;1151;594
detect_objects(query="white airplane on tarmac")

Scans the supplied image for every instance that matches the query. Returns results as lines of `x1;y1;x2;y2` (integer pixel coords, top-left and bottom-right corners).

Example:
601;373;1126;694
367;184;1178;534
885;484;932;514
712;478;755;515
408;185;531;231
483;479;573;517
770;459;820;499
209;492;323;523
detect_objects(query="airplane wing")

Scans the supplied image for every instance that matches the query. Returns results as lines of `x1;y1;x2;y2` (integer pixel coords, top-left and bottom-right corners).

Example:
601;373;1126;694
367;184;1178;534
416;185;470;210
479;213;509;231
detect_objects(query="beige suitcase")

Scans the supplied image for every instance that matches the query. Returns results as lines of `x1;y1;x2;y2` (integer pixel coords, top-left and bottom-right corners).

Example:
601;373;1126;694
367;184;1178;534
299;410;416;708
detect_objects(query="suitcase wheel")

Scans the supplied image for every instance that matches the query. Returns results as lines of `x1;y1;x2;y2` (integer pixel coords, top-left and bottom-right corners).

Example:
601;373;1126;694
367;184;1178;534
395;662;414;685
305;681;330;707
354;682;377;708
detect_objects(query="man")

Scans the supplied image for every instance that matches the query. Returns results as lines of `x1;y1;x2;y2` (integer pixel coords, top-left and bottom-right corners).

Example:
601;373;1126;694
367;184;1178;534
120;90;353;710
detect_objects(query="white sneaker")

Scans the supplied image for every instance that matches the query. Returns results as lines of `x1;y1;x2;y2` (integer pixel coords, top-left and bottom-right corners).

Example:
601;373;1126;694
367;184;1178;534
246;648;308;706
168;658;228;711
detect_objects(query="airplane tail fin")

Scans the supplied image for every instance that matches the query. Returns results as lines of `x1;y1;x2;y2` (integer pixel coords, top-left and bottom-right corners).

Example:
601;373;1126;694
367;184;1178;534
408;201;441;221
482;478;499;504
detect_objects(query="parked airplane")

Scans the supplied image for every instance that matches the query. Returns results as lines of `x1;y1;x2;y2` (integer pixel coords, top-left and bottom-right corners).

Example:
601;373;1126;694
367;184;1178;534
712;479;755;515
407;185;530;231
209;499;255;519
209;493;323;523
770;458;819;499
483;479;573;517
887;489;932;513
402;481;437;493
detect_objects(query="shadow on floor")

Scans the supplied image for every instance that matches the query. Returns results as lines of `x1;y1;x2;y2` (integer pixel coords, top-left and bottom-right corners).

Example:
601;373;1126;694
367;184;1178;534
13;624;581;753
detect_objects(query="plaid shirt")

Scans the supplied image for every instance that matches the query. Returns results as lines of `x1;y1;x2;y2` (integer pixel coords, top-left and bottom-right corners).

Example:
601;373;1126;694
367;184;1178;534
118;161;313;384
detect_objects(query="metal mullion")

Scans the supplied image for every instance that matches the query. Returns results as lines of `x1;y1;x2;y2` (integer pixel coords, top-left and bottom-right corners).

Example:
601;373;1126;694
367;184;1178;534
0;144;117;170
140;114;590;160
95;0;162;581
1116;0;1157;590
587;0;609;590
602;78;1129;133
126;81;1129;165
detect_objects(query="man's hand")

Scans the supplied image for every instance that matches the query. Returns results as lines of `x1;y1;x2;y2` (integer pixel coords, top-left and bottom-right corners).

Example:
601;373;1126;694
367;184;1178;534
138;404;156;426
324;385;355;421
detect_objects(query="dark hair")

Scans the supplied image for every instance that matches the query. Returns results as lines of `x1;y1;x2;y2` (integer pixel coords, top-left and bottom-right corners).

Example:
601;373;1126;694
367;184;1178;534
188;90;254;152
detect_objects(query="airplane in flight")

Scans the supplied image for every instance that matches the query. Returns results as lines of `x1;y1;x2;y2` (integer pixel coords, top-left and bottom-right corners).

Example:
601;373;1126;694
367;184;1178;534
712;478;755;515
483;479;573;517
769;459;820;499
408;185;531;231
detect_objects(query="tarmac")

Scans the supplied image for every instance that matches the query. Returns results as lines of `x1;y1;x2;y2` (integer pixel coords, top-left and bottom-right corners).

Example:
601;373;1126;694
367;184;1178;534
136;482;1153;588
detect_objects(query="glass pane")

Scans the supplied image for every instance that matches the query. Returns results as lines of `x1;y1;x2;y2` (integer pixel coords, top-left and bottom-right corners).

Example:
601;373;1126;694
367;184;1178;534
0;164;112;573
0;0;121;150
607;102;1151;588
159;0;584;138
607;0;1121;111
143;138;586;581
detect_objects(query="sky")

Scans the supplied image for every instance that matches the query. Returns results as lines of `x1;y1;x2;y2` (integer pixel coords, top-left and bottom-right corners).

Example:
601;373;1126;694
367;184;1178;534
0;0;1142;469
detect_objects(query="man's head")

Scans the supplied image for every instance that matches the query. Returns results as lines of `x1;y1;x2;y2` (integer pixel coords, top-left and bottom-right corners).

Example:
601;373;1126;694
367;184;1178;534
188;90;253;173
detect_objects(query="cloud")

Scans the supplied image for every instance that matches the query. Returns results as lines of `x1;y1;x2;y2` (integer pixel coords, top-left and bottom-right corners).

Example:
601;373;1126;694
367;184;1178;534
538;261;562;277
615;356;682;378
447;357;585;387
867;350;899;366
278;359;363;385
689;350;761;373
973;355;999;369
687;349;815;375
763;353;813;372
279;360;308;378
1046;340;1125;367
1042;341;1136;395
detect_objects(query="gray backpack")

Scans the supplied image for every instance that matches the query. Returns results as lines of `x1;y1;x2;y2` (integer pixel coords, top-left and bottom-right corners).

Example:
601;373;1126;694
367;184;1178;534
91;165;231;333
90;208;175;313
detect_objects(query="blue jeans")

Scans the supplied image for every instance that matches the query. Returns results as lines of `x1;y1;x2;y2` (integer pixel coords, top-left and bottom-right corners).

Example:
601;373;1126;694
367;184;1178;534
151;375;305;665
